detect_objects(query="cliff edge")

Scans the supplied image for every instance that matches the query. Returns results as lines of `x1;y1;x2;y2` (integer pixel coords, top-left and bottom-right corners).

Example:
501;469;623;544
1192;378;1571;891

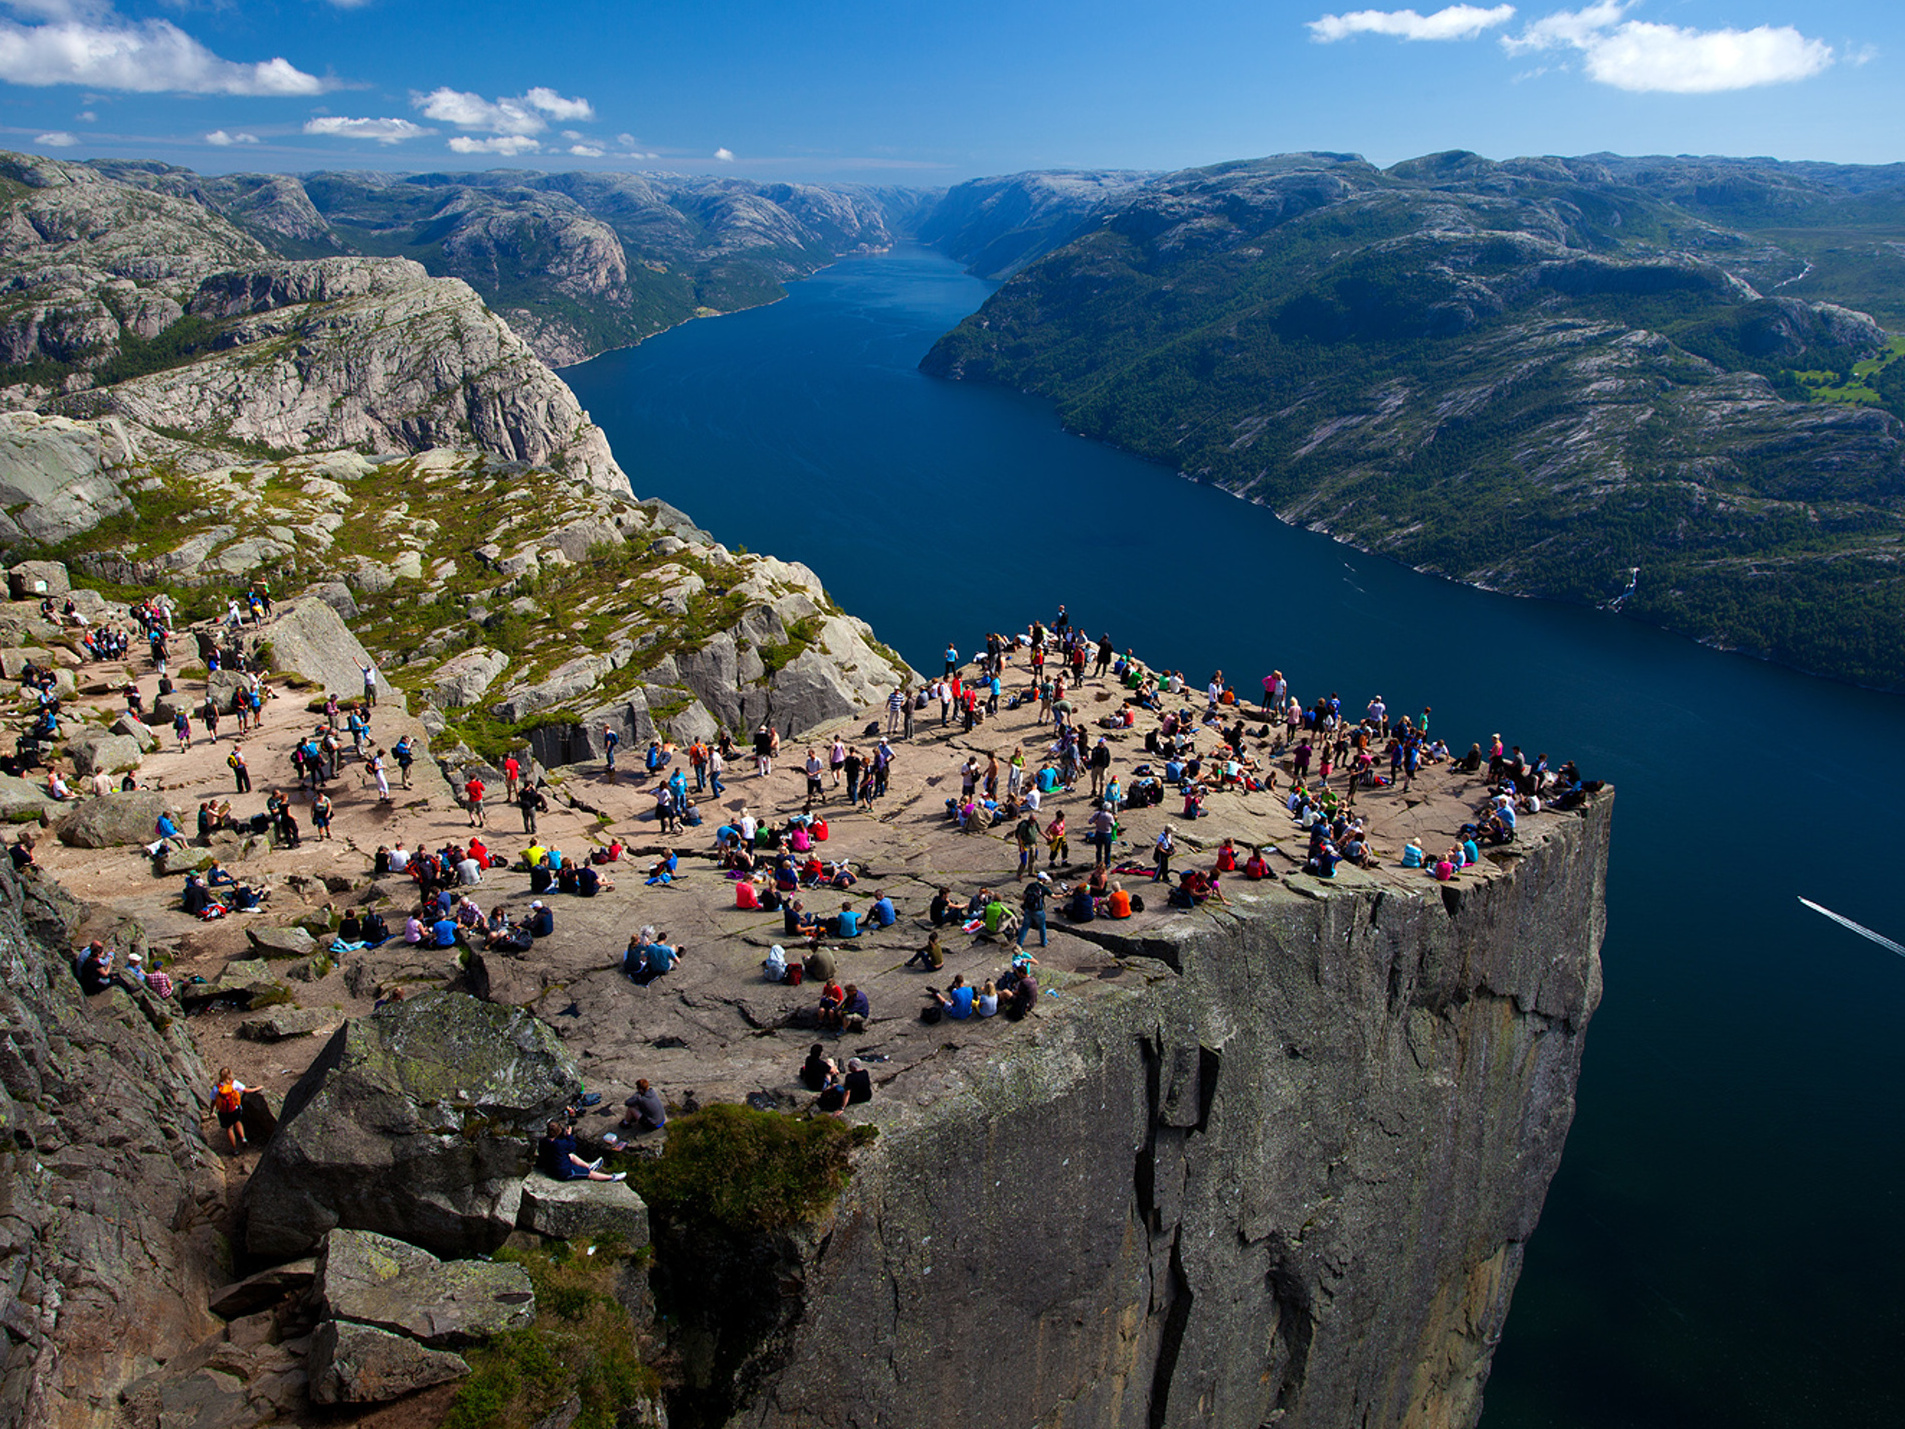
714;793;1609;1429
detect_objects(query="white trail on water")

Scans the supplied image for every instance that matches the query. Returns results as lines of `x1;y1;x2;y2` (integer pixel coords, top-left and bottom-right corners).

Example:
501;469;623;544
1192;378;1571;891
1799;897;1905;959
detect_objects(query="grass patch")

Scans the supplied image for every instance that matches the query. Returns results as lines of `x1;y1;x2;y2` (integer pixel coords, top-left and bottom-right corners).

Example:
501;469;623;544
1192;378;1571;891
444;1239;657;1429
622;1102;876;1235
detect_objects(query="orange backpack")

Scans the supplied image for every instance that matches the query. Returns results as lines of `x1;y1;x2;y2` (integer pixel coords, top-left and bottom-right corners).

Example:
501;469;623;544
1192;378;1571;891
214;1080;242;1114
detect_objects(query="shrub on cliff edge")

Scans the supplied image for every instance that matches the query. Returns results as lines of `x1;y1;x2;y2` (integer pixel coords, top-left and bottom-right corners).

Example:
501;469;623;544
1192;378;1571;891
625;1102;876;1234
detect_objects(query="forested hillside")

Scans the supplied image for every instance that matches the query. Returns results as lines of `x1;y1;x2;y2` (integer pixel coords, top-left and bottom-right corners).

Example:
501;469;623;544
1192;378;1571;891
922;151;1905;689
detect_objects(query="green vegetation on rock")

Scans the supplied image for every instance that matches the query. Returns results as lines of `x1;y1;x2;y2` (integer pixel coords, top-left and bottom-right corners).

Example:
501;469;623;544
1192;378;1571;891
445;1239;658;1429
922;151;1905;688
623;1102;876;1234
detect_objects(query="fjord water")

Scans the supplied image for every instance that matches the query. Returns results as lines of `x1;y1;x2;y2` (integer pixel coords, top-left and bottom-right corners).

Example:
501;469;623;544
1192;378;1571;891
564;248;1905;1428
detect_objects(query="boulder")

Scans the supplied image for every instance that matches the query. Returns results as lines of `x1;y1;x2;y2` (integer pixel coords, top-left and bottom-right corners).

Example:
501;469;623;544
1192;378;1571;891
465;949;544;1007
240;1087;280;1145
206;669;250;710
317;1228;535;1347
247;924;317;958
0;411;136;546
0;774;55;823
518;1178;651;1248
7;560;70;600
66;729;143;777
179;958;284;1009
57;790;175;847
429;647;509;709
0;646;52;678
257;597;386;702
110;711;159;751
308;1320;469;1405
299;580;360;620
244;990;582;1260
208;1258;317;1319
238;1005;341;1042
149;691;191;727
154;842;213;877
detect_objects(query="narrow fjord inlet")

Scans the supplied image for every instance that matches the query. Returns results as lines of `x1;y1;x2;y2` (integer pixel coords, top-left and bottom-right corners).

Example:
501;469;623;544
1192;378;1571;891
565;246;1905;1429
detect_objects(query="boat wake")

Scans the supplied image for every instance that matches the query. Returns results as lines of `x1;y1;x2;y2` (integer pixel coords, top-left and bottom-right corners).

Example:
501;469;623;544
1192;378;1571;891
1799;898;1905;959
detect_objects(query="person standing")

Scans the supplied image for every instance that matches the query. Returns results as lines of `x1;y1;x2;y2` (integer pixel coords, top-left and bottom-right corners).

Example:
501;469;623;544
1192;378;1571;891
212;1067;249;1155
394;735;416;789
519;782;544;835
464;774;486;827
359;660;378;708
603;726;619;780
1154;825;1175;882
886;687;905;736
227;744;251;794
503;752;520;802
753;724;774;778
369;748;392;803
708;745;726;795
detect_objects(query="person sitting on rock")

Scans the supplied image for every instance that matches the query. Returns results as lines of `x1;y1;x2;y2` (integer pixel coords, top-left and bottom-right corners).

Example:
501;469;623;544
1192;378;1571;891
76;940;126;996
527;901;555;938
928;974;976;1021
844;1058;873;1106
1243;847;1273;880
181;874;218;917
813;1067;849;1116
537;1119;624;1182
621;1079;667;1134
801;1044;837;1090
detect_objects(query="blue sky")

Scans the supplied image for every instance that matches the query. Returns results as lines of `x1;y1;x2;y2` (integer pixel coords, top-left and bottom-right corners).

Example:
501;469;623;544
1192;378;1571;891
0;0;1896;182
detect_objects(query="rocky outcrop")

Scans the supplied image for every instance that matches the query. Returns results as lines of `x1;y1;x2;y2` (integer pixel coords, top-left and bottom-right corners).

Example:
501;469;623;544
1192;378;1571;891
56;789;176;847
247;595;386;702
52;255;627;494
683;796;1611;1429
244;990;582;1260
308;1322;469;1406
0;863;228;1429
0;413;138;547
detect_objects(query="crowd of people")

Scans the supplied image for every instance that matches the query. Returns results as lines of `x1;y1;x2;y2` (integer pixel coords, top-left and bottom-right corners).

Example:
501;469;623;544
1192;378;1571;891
40;578;1599;1162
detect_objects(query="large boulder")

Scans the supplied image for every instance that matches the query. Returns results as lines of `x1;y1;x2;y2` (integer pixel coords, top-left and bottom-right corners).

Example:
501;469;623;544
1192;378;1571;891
0;411;136;547
256;596;387;702
110;711;159;751
308;1321;469;1405
317;1228;535;1347
518;1178;651;1247
0;773;56;823
247;924;317;958
57;790;175;847
244;991;582;1260
7;559;70;600
238;1005;341;1042
66;728;144;777
429;646;509;709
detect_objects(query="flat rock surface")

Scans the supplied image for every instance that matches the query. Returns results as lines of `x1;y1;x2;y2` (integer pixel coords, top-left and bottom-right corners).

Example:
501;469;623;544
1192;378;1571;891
309;1320;469;1405
519;1177;651;1246
31;633;1574;1178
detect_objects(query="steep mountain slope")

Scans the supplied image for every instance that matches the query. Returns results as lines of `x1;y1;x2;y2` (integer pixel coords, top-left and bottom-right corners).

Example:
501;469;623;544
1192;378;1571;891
923;151;1905;689
0;152;626;491
95;161;907;365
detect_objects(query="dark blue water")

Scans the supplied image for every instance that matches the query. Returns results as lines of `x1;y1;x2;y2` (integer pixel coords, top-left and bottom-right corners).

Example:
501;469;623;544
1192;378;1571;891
565;247;1905;1428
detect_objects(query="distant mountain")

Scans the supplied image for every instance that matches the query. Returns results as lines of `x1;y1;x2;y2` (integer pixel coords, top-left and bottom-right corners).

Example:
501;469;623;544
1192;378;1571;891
915;169;1157;278
923;150;1905;690
90;161;908;365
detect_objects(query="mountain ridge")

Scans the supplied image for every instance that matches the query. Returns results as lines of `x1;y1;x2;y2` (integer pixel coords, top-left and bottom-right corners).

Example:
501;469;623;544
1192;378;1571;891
920;150;1905;689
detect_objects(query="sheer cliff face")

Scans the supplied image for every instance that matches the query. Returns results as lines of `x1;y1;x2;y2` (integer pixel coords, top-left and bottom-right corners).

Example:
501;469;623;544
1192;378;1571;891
738;795;1610;1429
0;870;225;1429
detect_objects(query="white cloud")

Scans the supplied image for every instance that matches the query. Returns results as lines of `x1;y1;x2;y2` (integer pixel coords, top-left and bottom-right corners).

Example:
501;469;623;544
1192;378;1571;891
34;129;77;145
713;146;734;161
568;144;604;157
0;13;324;94
524;85;592;121
75;107;94;119
1502;3;1834;91
414;85;593;139
447;134;540;156
304;115;431;143
1309;4;1515;42
204;128;258;145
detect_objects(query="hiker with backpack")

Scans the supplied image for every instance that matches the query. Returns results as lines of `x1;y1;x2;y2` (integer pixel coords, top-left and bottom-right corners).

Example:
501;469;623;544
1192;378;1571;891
211;1067;249;1155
